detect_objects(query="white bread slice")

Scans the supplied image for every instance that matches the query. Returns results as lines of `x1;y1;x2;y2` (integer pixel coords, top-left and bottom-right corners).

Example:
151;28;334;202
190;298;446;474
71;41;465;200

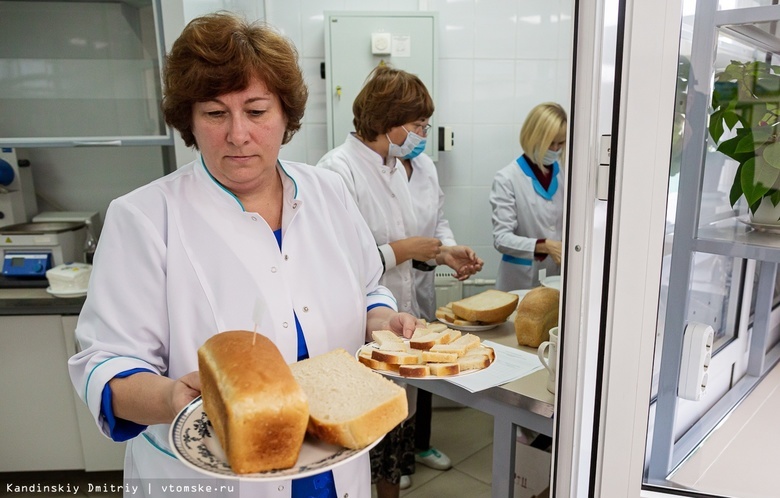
409;331;448;350
457;354;491;371
454;318;480;326
443;328;462;343
290;349;408;449
411;327;435;339
422;350;459;363
372;330;404;346
435;308;456;323
427;322;449;333
378;341;409;352
372;349;420;365
430;334;481;356
450;289;519;323
399;364;430;378
430;343;468;356
357;355;401;373
428;362;460;376
464;346;496;362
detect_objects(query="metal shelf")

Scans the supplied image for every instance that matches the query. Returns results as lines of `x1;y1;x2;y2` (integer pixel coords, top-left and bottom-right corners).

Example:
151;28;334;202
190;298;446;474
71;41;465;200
694;217;780;264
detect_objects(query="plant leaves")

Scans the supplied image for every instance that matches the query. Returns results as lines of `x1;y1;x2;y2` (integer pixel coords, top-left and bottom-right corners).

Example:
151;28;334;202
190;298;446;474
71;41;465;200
723;110;741;129
709;110;725;142
730;163;744;207
735;132;760;152
771;189;780;207
762;142;780;169
741;157;773;206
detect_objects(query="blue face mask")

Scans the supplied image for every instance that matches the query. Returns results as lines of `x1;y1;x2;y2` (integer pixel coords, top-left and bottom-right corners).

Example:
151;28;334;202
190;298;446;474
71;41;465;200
542;149;561;166
402;138;427;160
387;127;425;158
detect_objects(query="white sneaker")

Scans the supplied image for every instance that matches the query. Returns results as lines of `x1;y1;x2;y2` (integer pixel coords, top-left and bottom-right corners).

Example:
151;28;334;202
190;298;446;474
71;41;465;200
399;475;412;490
415;447;452;470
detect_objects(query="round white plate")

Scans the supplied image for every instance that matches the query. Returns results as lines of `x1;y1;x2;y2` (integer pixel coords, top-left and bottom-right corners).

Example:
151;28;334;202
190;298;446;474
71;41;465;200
46;287;87;298
357;342;496;380
541;276;562;290
737;215;780;234
169;397;381;481
434;319;503;332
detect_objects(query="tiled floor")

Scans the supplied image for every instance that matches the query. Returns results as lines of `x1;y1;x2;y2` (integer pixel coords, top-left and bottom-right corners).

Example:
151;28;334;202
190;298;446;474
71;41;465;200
669;361;780;498
0;399;498;498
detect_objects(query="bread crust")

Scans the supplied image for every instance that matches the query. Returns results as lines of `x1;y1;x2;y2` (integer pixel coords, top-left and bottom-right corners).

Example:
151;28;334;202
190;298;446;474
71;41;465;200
514;287;560;347
198;331;309;474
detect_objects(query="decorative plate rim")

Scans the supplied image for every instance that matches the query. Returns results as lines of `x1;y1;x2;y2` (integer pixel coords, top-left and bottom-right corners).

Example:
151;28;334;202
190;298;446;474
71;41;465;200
169;396;380;481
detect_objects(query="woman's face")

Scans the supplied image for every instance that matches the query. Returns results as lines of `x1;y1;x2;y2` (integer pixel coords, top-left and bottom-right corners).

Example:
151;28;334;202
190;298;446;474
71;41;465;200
549;130;567;151
386;118;431;144
191;77;288;195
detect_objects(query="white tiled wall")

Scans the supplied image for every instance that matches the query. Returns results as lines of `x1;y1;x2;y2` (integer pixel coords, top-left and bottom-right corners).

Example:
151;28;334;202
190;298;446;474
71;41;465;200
19;0;573;281
263;0;575;280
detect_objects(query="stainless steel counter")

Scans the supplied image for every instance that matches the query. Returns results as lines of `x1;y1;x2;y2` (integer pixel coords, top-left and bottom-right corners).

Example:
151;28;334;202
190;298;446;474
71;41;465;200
0;288;85;315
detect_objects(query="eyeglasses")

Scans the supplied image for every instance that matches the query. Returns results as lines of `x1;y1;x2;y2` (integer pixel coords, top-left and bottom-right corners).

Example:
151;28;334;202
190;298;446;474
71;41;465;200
414;123;432;136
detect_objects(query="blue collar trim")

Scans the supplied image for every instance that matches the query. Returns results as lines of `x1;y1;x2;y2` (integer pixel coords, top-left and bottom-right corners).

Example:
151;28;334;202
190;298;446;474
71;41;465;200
200;156;245;211
516;155;559;200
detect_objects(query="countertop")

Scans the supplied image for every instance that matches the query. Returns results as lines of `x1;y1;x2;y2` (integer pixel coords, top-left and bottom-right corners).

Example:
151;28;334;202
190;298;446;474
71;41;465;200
0;287;85;315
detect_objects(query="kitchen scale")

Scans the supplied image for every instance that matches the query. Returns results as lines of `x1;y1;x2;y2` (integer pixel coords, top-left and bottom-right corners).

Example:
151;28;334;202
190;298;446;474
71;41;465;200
1;221;87;287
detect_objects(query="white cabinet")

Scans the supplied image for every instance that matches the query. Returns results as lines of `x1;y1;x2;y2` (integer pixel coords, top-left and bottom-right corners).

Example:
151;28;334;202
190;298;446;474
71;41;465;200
0;0;171;148
0;314;124;472
0;315;84;471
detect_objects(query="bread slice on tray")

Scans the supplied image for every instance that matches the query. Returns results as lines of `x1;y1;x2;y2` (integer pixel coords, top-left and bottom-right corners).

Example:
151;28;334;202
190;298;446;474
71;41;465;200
450;289;519;323
290;349;408;449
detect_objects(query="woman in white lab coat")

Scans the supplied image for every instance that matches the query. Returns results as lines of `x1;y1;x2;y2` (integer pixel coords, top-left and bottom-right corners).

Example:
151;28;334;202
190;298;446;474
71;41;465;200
68;14;418;498
490;102;567;291
317;65;482;497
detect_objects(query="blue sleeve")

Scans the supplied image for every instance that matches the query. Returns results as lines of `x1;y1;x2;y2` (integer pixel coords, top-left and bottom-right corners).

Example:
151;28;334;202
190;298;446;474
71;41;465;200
100;368;155;442
367;303;393;312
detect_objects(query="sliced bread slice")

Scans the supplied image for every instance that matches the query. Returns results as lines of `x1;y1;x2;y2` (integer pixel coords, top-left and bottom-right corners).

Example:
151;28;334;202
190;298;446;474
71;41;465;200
290;349;408;449
450;289;519;323
428;362;461;376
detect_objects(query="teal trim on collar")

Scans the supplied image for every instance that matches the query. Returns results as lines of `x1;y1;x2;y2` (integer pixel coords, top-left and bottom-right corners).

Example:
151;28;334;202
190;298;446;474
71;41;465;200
277;160;299;199
200;156;245;211
515;155;559;200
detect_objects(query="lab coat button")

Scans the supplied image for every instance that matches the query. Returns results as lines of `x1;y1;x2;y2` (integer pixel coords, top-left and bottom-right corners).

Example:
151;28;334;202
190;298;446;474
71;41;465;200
282;322;289;328
303;306;309;312
391;193;396;198
284;254;289;261
292;203;298;209
277;485;284;492
251;216;258;221
271;267;277;273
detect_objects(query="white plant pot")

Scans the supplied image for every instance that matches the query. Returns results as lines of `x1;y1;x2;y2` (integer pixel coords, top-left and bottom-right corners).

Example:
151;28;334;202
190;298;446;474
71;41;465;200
750;196;780;225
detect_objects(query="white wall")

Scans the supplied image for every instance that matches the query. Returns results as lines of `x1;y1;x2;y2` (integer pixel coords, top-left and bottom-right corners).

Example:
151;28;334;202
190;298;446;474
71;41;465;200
18;0;574;278
266;0;575;281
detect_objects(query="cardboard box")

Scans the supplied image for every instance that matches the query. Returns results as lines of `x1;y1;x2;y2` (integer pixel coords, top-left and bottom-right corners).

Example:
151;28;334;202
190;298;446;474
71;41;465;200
514;437;551;498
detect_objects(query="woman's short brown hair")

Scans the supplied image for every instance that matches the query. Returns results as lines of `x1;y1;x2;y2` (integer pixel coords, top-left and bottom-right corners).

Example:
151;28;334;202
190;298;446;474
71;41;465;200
352;65;434;142
162;12;308;148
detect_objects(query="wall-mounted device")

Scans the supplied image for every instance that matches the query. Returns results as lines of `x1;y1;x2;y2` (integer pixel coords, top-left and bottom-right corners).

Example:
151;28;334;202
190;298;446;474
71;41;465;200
677;322;714;401
371;32;392;55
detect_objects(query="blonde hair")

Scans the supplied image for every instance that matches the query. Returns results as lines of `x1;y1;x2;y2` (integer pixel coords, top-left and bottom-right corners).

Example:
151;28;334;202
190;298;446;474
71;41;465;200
520;102;568;167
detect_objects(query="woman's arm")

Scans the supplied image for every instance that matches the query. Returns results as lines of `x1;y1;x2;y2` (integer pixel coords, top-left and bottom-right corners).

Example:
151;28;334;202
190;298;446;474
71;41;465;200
108;371;201;425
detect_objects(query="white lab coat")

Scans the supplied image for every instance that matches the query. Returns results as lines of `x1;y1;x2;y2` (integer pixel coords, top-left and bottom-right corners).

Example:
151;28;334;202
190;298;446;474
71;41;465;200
317;133;420;317
490;155;564;291
406;153;456;322
68;158;394;498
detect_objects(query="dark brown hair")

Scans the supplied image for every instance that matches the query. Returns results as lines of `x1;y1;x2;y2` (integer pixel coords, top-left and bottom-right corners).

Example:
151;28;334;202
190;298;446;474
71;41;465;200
352;65;434;142
162;12;308;147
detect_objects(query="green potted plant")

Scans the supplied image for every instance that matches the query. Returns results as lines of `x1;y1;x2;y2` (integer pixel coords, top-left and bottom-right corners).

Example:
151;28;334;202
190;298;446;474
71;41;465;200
710;60;780;224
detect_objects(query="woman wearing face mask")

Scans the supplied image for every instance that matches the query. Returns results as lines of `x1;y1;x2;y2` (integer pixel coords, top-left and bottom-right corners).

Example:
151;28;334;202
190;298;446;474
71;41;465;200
318;65;482;498
490;102;567;291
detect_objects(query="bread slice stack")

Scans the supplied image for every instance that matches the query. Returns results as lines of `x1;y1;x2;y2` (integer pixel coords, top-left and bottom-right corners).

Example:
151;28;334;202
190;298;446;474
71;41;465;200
436;289;519;326
357;327;495;378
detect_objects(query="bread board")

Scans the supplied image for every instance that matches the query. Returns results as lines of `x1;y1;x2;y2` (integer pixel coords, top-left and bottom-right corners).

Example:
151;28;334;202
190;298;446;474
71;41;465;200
356;341;496;379
169;396;381;480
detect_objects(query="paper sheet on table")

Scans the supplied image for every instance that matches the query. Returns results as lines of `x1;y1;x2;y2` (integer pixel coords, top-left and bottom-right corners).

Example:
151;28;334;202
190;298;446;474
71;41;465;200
445;340;544;393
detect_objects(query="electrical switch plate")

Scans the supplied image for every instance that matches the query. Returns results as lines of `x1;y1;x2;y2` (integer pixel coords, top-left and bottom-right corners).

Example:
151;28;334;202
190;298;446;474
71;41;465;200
678;322;714;401
371;33;392;55
438;126;454;151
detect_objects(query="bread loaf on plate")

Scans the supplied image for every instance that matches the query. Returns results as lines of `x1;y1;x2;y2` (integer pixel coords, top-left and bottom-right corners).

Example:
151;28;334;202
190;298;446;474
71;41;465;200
450;289;519;323
197;331;309;474
290;349;407;449
514;287;560;347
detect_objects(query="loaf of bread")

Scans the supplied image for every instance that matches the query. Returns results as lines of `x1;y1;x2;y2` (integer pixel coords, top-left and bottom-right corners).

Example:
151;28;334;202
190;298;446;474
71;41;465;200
450;289;519;323
197;331;309;474
514;287;560;347
290;349;408;449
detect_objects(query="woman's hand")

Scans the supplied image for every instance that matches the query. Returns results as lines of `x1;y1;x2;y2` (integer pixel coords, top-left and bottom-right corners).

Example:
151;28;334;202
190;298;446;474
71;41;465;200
437;245;484;281
545;240;563;265
390;236;442;264
109;371;201;425
366;306;424;340
170;371;201;417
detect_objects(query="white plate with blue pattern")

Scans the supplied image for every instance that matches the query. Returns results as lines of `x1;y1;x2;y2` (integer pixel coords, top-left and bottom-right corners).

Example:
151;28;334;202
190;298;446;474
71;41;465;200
169;396;381;480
